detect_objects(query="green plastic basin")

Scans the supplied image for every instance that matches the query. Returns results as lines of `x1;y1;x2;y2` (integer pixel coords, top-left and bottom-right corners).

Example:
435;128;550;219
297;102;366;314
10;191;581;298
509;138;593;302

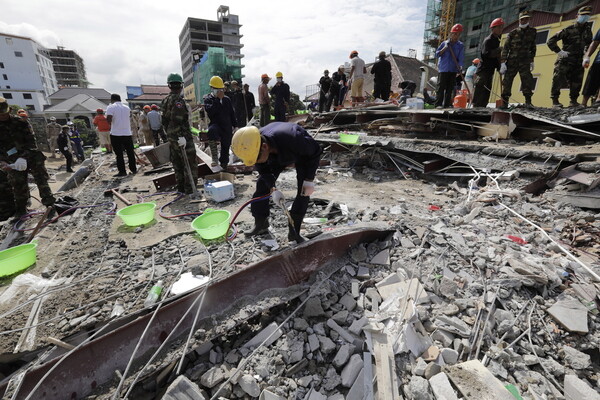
0;242;38;278
339;133;359;144
116;202;156;226
191;209;231;240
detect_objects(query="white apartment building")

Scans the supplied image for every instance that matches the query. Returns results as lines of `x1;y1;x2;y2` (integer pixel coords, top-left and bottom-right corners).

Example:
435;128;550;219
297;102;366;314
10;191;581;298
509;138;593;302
0;33;58;113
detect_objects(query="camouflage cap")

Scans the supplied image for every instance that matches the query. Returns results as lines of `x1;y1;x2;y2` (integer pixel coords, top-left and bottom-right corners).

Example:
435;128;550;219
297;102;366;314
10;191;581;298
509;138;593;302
579;6;592;15
519;10;531;19
0;97;7;112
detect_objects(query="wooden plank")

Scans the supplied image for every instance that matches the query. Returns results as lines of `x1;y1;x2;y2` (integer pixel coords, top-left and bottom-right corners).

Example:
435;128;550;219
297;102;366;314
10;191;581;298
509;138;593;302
371;332;400;400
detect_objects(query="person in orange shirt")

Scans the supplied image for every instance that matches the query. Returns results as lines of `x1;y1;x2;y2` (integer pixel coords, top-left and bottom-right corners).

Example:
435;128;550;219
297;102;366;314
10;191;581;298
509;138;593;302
93;108;112;153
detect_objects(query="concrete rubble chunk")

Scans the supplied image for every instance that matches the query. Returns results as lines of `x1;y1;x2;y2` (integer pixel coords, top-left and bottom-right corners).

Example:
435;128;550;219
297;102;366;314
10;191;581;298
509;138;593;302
199;366;226;389
332;343;353;369
370;249;390;265
163;375;206;400
435;315;472;338
424;362;442;379
345;367;364;400
304;388;327;400
441;348;459;365
377;276;429;303
239;374;260;397
414;357;428;376
308;334;320;353
429;372;459;400
547;298;589;334
421;345;440;362
303;297;326;318
349;316;368;335
259;389;286;400
244;322;283;349
341;354;363;388
318;335;336;354
564;375;600;400
446;360;514;399
561;345;592;370
405;376;434;400
339;293;357;311
327;319;355;344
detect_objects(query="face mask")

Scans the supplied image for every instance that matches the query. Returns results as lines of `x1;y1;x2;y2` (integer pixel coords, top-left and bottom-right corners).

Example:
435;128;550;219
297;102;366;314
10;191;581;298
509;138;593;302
277;77;283;82
578;15;590;24
519;22;529;28
211;89;220;96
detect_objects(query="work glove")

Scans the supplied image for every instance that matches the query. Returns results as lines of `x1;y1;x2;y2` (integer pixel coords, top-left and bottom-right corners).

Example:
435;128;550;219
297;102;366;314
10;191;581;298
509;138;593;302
500;63;507;75
557;50;569;59
530;62;534;71
583;57;591;68
9;157;27;171
301;181;315;197
177;137;186;147
271;189;285;208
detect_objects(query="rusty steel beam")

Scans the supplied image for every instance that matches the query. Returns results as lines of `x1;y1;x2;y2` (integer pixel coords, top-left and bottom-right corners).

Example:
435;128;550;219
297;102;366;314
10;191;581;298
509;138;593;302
1;226;391;400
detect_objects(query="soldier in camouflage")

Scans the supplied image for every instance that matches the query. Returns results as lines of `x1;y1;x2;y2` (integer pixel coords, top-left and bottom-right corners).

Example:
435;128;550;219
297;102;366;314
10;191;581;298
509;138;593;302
46;116;62;158
547;6;593;107
0;97;55;219
500;11;537;108
160;73;198;194
0;170;15;221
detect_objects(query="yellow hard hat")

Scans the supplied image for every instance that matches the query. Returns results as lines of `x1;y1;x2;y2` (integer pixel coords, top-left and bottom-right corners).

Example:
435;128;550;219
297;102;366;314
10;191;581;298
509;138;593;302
209;76;224;89
275;71;283;78
232;126;261;166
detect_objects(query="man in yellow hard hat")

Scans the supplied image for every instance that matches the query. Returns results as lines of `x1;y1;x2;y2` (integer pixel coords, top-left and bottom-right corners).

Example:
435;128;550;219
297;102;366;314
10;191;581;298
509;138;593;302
232;122;322;242
204;75;236;169
270;72;290;122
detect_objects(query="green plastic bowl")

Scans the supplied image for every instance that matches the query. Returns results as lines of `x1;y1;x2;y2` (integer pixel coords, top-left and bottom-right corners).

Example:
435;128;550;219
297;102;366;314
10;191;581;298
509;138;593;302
0;242;38;278
339;133;359;144
191;209;231;240
116;202;156;226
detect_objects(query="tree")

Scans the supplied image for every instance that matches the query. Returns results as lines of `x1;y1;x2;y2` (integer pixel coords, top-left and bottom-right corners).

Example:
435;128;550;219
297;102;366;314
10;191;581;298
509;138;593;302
73;118;98;147
269;88;306;115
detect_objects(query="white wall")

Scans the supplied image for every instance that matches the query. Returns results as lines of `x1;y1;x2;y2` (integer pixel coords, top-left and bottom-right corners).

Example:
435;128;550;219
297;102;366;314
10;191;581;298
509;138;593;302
0;34;58;110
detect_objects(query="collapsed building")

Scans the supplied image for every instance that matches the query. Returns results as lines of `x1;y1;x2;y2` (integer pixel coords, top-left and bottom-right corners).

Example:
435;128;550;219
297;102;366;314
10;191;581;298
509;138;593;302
0;104;599;399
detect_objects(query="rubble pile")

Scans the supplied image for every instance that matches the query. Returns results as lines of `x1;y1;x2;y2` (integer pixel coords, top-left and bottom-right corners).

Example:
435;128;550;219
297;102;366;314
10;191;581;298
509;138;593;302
151;179;600;399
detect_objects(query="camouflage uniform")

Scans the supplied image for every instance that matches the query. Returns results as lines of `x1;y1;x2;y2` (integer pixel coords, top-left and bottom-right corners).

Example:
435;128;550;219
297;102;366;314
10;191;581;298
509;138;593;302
0;171;15;221
0;116;56;214
161;93;197;194
547;21;593;103
46;121;62;157
501;25;537;101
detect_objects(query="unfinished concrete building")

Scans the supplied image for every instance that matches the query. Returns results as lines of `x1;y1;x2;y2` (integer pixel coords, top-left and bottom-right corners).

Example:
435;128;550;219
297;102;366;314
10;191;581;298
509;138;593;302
47;46;88;88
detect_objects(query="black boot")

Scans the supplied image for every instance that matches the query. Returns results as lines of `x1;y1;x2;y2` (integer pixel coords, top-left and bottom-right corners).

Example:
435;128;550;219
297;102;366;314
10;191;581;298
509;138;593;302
208;141;219;167
524;95;533;108
288;213;306;243
245;216;269;236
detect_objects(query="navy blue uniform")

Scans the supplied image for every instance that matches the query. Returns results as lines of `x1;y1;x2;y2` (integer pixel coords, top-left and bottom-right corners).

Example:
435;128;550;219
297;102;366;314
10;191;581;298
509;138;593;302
270;82;290;122
204;93;236;166
251;122;322;219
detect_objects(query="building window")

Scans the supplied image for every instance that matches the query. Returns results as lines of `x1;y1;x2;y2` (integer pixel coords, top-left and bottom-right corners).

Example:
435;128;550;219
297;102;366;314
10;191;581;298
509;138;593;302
535;30;549;45
26;105;35;111
472;20;482;32
469;38;479;49
23;93;32;99
0;62;4;68
5;38;12;45
14;51;23;57
2;93;13;99
2;74;6;80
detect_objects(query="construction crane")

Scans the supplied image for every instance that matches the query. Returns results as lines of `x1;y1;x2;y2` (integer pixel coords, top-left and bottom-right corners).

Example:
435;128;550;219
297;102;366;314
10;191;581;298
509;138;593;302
439;0;457;41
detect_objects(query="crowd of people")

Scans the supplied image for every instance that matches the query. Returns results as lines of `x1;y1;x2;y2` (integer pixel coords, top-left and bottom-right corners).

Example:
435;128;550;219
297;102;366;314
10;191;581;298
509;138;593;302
434;6;599;109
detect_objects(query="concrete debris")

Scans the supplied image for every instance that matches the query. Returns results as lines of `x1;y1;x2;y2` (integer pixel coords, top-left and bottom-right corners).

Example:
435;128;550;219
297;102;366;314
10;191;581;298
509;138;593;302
428;372;459;400
564;375;600;400
547;297;589;334
163;375;207;400
560;345;592;370
446;360;514;400
239;374;261;397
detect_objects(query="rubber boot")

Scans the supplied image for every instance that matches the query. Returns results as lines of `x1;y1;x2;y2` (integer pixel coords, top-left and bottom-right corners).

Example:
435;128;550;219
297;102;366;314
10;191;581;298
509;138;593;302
208;141;219;166
552;98;563;108
288;213;306;243
524;95;533;108
245;216;269;237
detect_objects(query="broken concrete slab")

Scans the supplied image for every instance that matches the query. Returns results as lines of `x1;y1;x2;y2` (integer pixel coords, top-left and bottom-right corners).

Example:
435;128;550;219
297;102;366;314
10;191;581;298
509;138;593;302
163;375;206;400
303;297;327;318
564;375;600;400
370;248;390;265
259;389;286;400
345;367;365;400
434;315;472;338
429;372;459;400
405;376;434;400
547;297;589;334
199;366;227;389
341;354;363;388
244;322;283;349
446;360;514;400
332;343;353;369
377;277;429;304
561;345;592;370
239;374;260;397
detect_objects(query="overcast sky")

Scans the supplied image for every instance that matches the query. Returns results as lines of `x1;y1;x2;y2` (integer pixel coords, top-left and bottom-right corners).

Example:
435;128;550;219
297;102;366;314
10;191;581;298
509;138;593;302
1;0;426;100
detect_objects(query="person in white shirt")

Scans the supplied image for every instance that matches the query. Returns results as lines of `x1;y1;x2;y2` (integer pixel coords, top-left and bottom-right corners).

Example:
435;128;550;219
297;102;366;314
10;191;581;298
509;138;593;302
106;94;137;177
348;50;367;106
